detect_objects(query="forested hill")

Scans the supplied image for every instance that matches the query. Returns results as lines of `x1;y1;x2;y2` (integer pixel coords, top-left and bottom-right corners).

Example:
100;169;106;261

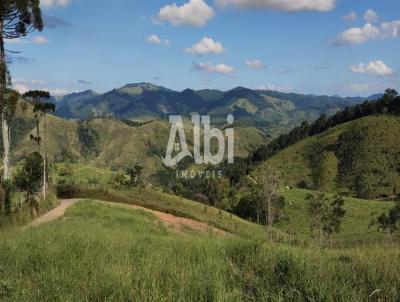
53;83;371;137
249;89;399;166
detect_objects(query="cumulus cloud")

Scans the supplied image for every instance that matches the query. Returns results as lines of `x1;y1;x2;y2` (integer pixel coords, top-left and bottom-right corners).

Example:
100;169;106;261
185;37;226;55
245;59;265;69
32;36;49;44
215;0;335;12
364;9;378;23
15;84;29;94
158;0;215;27
342;11;357;22
350;60;393;76
381;20;400;38
146;34;170;46
334;23;379;45
335;18;400;45
41;0;70;7
193;62;235;75
257;83;293;93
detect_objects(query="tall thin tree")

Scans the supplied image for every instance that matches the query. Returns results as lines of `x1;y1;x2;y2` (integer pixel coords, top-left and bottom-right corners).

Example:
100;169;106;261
0;0;43;180
23;90;53;199
34;101;55;199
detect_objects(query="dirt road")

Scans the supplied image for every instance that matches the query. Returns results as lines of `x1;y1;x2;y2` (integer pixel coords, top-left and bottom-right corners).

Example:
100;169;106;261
28;199;225;235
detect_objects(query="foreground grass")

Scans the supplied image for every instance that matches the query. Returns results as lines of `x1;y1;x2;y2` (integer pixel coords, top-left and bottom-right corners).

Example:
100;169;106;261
0;201;399;301
58;184;272;240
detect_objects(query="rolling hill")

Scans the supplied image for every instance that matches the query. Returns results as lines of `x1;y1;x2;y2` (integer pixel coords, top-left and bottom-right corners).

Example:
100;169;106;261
54;83;370;137
10;110;268;181
257;114;400;199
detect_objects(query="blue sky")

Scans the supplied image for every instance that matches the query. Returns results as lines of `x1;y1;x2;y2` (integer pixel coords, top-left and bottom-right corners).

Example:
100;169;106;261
5;0;400;97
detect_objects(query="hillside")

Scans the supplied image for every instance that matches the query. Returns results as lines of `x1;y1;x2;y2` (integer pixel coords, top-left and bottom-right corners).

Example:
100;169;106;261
279;188;393;242
54;83;368;137
258;115;400;199
11;113;267;181
1;199;400;301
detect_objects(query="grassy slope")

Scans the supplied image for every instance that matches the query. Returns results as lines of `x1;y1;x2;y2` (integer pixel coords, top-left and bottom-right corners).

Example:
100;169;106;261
54;164;395;242
258;115;400;195
279;188;394;241
0;201;399;301
14;115;267;177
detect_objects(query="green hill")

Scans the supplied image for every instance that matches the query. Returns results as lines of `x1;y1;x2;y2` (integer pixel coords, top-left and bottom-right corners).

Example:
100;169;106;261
1;199;400;301
279;188;393;242
11;113;267;182
258;115;400;199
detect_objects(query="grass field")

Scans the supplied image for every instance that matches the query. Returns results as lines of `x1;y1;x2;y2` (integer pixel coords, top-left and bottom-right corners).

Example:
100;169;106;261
52;162;396;243
279;188;394;242
0;200;399;301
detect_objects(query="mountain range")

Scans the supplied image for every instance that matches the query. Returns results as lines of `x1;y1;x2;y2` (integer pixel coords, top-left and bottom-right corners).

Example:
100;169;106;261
54;83;380;137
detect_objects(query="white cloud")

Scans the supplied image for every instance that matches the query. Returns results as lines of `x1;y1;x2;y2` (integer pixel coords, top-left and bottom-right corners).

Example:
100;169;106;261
364;9;378;23
350;83;370;92
31;79;46;85
158;0;215;27
215;0;335;12
185;37;226;55
334;23;379;45
5;36;49;45
245;59;265;69
32;36;49;44
334;18;400;45
342;11;357;22
14;84;28;94
5;38;26;45
146;34;170;46
194;62;235;75
45;88;69;96
257;83;293;93
350;60;393;76
381;20;400;38
14;78;46;85
41;0;70;7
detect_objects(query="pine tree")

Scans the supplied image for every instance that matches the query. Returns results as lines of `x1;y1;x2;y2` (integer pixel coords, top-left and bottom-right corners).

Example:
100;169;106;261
0;0;43;179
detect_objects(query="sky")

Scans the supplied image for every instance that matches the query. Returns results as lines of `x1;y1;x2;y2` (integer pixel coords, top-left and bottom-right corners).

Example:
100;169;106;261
4;0;400;97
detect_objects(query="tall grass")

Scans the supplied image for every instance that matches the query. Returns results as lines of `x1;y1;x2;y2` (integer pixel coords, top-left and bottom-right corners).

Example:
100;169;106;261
0;201;399;301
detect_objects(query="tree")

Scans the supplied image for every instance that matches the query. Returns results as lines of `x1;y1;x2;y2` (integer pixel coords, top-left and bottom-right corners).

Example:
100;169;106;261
23;91;53;199
15;152;43;217
23;91;50;152
307;192;346;243
0;0;43;180
371;201;400;241
256;165;280;229
125;165;144;188
0;88;18;178
34;101;55;199
1;178;14;215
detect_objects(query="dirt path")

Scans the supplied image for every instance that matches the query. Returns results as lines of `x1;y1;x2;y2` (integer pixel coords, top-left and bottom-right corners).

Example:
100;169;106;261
28;199;225;235
130;204;225;235
28;199;80;228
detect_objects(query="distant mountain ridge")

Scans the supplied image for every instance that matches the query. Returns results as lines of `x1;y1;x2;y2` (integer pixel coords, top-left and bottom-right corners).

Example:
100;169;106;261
54;83;378;137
